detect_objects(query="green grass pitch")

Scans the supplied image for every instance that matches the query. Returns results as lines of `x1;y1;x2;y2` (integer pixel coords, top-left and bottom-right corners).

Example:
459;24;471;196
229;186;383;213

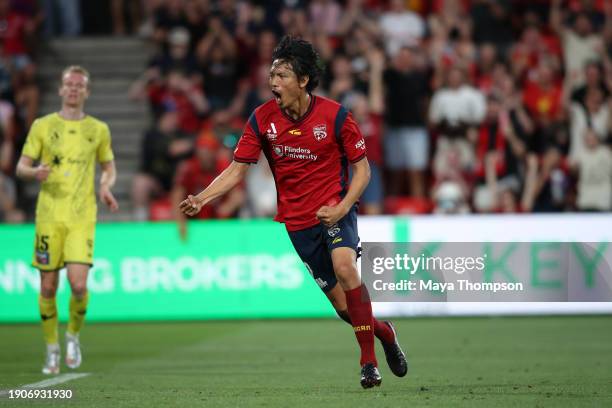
1;316;611;407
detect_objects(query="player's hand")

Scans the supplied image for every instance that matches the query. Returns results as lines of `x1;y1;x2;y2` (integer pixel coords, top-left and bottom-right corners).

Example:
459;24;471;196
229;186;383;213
316;204;347;227
99;186;119;212
35;164;50;181
179;194;203;216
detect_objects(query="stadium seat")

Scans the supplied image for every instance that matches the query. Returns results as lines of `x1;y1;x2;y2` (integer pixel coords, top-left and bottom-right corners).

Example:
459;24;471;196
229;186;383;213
149;196;173;221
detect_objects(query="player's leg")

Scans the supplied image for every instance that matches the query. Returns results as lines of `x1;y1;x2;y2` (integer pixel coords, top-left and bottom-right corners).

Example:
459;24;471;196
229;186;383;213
330;246;381;387
39;270;61;374
63;222;95;369
327;207;408;382
33;222;66;374
325;284;400;349
64;263;89;369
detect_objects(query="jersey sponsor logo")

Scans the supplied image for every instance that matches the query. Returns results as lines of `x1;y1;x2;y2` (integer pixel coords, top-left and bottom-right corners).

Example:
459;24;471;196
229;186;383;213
327;224;340;237
288;129;301;135
272;144;318;161
355;139;366;150
353;325;371;333
332;236;343;244
265;122;278;141
313;124;327;141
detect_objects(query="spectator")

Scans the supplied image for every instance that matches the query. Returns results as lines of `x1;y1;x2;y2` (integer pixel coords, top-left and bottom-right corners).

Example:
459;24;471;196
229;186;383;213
41;0;81;36
345;48;385;214
197;15;247;112
429;66;486;179
570;61;609;106
470;0;514;53
152;0;187;45
569;87;610;162
383;46;430;197
327;54;355;103
110;0;142;35
171;133;244;240
147;69;208;133
473;92;529;213
551;0;604;89
131;111;194;221
308;0;341;36
571;128;612;211
379;0;425;56
522;62;563;128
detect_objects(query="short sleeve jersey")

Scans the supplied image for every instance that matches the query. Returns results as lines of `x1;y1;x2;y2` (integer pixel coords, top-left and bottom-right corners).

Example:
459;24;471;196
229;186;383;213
21;113;114;223
234;95;367;231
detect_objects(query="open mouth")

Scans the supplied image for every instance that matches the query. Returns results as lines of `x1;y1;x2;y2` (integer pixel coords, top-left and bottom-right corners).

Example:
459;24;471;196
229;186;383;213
272;90;282;104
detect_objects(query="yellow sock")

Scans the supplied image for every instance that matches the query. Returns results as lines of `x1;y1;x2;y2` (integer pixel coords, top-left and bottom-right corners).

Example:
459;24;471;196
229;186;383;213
39;296;58;345
67;292;89;335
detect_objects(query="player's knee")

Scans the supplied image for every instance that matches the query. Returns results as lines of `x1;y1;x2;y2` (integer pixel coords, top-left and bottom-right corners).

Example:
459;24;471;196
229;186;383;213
70;282;88;297
334;263;358;285
40;280;58;297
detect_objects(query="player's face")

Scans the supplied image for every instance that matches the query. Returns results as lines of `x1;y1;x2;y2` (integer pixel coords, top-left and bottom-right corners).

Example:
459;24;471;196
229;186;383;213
59;72;89;108
269;60;307;110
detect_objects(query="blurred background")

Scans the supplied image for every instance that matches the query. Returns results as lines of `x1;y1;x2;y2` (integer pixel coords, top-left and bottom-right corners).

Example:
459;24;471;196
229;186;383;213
0;0;610;223
0;0;611;322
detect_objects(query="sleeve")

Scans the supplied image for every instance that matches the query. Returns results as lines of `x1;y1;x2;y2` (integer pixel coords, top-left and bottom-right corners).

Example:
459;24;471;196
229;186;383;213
336;107;367;163
97;123;115;163
21;119;43;160
233;112;262;164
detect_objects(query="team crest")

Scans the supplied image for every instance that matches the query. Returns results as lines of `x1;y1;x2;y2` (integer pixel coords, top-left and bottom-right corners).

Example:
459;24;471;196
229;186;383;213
327;224;340;237
313;124;327;141
272;144;284;157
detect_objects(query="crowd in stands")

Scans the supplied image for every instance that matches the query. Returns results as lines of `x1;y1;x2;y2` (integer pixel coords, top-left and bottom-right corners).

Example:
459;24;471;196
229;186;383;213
1;0;612;224
130;0;612;222
0;0;45;223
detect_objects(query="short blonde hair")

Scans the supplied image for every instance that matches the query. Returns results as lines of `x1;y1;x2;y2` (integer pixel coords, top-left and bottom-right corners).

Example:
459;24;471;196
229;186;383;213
61;65;91;86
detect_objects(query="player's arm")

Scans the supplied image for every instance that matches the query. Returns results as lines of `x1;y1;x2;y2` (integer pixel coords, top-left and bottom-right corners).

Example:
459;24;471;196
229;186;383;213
99;160;119;211
16;155;50;181
179;161;250;216
317;157;370;226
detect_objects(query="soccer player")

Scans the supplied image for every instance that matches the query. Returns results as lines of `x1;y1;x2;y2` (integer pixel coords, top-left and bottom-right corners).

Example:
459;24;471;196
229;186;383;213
180;37;407;388
16;66;118;374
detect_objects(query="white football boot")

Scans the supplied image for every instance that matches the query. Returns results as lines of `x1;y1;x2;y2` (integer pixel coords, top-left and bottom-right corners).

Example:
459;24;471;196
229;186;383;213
42;344;60;375
65;332;82;369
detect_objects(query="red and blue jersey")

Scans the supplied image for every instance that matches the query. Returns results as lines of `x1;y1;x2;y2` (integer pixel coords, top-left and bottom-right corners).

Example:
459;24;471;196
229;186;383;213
234;95;367;231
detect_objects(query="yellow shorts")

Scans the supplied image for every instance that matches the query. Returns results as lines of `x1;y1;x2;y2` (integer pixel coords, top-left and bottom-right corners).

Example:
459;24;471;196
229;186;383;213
32;221;96;271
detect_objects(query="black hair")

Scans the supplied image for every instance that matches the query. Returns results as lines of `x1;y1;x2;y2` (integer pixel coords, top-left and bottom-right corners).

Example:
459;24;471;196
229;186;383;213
272;36;324;93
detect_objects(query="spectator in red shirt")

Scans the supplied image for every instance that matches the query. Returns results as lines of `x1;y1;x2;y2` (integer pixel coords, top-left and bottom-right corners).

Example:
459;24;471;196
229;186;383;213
147;69;209;134
522;62;563;127
171;133;244;240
